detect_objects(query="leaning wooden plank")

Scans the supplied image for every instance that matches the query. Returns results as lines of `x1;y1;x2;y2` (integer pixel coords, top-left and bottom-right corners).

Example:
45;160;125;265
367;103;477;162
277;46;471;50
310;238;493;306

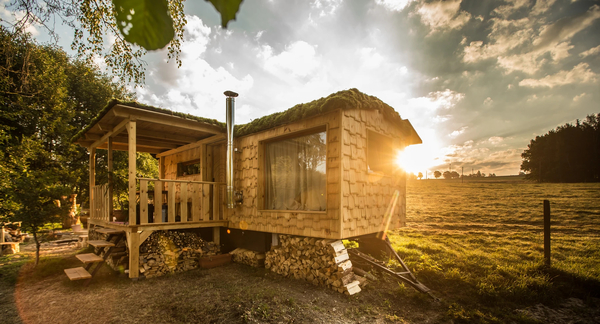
64;267;92;281
88;240;115;248
76;253;104;264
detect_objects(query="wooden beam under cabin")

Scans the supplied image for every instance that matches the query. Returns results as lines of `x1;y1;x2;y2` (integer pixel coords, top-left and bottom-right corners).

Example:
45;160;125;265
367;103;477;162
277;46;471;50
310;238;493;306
110;135;179;150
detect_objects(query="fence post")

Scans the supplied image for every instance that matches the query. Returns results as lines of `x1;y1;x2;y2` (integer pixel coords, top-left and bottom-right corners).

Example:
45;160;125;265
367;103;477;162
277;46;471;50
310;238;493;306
544;199;551;267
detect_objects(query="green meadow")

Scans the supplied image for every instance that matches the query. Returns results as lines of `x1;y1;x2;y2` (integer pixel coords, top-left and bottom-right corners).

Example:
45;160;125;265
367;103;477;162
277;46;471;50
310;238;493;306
390;177;600;322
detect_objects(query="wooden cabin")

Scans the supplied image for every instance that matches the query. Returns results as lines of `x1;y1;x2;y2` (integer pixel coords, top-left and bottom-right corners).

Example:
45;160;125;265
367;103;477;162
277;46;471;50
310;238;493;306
73;88;421;278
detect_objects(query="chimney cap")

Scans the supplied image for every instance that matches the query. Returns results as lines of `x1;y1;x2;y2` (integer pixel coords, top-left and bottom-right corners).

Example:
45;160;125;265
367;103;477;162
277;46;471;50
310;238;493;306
224;91;238;97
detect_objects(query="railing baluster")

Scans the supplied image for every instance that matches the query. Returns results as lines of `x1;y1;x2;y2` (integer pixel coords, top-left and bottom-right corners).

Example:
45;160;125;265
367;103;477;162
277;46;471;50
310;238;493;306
180;182;188;222
154;180;163;223
192;183;201;221
140;180;148;225
168;182;175;223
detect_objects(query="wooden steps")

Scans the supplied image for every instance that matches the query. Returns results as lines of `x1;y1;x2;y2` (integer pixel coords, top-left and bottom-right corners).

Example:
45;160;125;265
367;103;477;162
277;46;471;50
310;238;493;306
64;267;92;280
88;240;115;248
64;229;126;285
76;253;104;264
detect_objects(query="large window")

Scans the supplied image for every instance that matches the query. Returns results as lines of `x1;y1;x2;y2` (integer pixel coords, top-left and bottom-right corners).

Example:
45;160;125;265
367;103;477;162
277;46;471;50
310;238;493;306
265;130;327;211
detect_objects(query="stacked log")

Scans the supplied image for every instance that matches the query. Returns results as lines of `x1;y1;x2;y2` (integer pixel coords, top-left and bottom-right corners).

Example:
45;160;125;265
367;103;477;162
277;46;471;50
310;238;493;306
138;231;220;278
265;235;363;295
229;248;266;267
2;224;28;243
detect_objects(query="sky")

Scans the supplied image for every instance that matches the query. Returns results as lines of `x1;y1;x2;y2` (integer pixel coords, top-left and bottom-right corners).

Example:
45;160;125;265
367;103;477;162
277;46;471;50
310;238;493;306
4;0;600;176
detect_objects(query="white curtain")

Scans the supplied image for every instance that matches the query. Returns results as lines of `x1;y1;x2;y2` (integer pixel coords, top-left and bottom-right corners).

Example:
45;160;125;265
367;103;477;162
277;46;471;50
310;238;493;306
266;132;326;211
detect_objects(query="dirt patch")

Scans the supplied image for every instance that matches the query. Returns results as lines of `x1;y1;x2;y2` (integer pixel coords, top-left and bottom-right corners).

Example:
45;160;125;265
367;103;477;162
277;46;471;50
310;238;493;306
10;257;444;324
516;298;600;324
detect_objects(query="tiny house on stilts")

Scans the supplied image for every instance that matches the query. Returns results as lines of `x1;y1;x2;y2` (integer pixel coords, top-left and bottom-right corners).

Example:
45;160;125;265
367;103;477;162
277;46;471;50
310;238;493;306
69;88;424;293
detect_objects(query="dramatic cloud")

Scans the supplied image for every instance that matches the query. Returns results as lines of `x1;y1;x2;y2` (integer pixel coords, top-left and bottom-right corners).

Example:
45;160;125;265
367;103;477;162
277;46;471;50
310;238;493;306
416;0;471;33
519;63;597;87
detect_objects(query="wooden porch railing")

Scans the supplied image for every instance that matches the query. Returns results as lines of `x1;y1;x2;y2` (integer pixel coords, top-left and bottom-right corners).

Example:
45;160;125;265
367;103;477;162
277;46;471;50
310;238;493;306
90;184;110;222
135;178;225;226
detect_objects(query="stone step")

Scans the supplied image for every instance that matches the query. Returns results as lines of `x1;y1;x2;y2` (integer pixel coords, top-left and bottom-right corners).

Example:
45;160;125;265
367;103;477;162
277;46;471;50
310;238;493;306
95;228;125;235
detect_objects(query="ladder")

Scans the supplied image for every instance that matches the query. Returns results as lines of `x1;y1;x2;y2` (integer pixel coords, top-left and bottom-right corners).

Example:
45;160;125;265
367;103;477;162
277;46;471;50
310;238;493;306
64;227;125;286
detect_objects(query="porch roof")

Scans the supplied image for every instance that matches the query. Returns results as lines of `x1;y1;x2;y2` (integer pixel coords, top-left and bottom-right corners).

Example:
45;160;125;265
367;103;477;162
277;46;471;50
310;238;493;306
73;100;226;154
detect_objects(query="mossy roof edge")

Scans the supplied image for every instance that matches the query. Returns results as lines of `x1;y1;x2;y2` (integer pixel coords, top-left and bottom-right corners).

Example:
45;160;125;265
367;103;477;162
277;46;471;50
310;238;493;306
71;99;226;143
234;88;406;137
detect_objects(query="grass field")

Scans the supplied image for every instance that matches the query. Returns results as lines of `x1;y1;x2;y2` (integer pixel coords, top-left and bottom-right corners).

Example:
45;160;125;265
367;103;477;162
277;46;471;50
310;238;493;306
391;178;600;322
1;178;599;323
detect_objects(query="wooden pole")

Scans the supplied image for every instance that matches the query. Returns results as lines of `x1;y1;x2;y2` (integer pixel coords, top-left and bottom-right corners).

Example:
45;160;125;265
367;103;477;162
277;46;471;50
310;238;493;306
89;147;96;220
127;120;137;225
108;137;114;221
544;199;551;267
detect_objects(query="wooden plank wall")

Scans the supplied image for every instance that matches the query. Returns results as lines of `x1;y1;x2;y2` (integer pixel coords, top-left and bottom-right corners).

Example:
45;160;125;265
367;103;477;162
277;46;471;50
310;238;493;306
163;147;203;181
226;110;342;239
340;109;407;238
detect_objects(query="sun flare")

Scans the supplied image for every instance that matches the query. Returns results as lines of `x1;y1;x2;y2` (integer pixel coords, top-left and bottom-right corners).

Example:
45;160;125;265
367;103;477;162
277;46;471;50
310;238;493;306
396;141;443;176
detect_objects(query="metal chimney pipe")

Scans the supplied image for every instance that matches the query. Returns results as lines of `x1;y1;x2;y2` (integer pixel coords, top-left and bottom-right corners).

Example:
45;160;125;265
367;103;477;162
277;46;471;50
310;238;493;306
224;90;238;209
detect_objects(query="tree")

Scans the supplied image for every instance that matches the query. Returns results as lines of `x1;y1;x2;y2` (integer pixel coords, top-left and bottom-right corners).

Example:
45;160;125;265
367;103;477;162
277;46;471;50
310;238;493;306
442;171;451;179
417;172;423;180
521;114;600;182
5;0;244;85
450;171;460;179
0;27;139;263
434;171;441;179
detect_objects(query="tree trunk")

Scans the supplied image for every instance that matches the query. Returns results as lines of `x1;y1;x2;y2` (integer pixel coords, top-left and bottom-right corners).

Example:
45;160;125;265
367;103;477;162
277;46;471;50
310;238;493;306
32;231;40;267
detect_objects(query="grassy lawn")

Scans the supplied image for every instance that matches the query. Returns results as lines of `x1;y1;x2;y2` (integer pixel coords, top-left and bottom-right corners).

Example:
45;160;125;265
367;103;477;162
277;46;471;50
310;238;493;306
392;178;600;322
1;178;599;323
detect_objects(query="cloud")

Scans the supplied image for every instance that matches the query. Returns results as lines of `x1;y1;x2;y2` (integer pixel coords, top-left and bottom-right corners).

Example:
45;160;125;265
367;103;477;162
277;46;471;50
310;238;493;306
415;0;471;33
261;41;320;78
483;97;493;106
375;0;416;12
579;45;600;58
573;93;586;102
462;4;600;74
449;126;467;139
488;136;504;145
519;63;597;88
532;5;600;52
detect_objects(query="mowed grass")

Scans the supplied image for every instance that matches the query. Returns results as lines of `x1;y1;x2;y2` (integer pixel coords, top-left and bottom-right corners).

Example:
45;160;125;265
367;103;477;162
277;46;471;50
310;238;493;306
390;178;600;322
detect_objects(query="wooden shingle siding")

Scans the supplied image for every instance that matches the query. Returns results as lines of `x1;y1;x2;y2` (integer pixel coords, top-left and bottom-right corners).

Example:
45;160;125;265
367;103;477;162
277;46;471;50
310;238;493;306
340;109;407;238
227;110;343;239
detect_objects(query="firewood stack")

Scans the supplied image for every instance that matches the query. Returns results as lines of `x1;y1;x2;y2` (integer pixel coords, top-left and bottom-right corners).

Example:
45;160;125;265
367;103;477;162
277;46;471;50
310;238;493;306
265;235;363;295
229;248;266;267
138;231;220;278
2;224;28;243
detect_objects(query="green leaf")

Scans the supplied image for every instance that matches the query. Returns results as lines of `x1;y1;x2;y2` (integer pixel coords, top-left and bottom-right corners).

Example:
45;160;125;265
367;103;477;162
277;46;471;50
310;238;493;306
206;0;244;28
113;0;174;50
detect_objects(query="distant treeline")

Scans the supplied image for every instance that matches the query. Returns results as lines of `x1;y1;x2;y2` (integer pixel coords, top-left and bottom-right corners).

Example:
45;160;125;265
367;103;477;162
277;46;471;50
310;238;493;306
521;113;600;182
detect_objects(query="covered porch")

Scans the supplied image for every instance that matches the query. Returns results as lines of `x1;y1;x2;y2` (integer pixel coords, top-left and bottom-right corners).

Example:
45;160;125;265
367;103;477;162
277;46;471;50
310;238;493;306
75;101;228;278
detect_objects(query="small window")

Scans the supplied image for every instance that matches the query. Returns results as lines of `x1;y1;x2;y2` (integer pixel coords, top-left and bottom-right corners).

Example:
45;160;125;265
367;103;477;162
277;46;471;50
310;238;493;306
177;159;200;177
265;130;327;211
367;130;395;174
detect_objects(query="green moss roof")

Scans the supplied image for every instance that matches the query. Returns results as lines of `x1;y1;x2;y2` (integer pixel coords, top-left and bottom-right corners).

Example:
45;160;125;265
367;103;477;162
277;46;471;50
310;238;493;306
73;88;413;143
71;99;226;143
234;88;405;137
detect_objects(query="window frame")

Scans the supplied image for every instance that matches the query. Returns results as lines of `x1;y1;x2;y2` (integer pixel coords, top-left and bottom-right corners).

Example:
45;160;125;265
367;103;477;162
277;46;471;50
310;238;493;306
177;159;201;178
366;129;396;176
258;125;328;212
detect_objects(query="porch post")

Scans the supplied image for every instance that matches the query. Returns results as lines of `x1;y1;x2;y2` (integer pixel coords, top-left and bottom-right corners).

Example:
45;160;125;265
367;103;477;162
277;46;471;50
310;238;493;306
127;120;137;225
128;229;140;279
108;137;114;221
89;147;96;221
